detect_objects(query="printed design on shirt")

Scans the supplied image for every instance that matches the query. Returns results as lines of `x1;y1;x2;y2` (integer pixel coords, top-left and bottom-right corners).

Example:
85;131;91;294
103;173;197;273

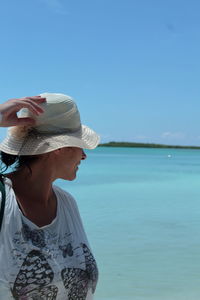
82;243;98;293
21;221;46;248
61;243;98;299
59;243;74;258
10;223;98;299
11;249;58;300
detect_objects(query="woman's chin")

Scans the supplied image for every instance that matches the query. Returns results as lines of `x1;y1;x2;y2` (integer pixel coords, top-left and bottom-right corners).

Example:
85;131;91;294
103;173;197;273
62;173;77;181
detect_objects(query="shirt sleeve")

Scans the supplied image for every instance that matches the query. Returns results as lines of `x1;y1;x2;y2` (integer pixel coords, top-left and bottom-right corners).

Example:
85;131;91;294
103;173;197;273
0;281;15;299
53;185;91;244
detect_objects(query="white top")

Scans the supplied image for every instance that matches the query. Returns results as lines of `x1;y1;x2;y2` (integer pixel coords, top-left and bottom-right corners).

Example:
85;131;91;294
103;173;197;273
0;178;98;300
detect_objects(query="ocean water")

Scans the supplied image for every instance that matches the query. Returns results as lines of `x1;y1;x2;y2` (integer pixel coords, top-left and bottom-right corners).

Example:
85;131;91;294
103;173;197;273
56;147;200;300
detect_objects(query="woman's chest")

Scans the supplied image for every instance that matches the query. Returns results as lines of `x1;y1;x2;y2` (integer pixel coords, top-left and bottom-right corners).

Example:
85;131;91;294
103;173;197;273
1;220;98;300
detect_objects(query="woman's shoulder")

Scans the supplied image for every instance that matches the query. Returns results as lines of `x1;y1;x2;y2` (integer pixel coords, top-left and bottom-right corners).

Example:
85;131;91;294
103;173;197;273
53;184;73;198
53;185;84;227
53;185;78;208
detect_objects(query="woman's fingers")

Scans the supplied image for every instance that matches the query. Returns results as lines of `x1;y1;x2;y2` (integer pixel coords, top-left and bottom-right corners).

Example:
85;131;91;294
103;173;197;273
18;99;45;115
13;117;36;126
7;96;46;116
0;96;47;127
24;96;46;104
20;96;46;114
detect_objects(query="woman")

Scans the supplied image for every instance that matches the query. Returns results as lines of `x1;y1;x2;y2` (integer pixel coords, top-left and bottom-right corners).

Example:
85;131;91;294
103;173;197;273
0;93;100;300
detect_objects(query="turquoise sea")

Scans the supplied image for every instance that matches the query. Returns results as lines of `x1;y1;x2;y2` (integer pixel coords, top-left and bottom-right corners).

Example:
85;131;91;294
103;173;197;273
56;147;200;300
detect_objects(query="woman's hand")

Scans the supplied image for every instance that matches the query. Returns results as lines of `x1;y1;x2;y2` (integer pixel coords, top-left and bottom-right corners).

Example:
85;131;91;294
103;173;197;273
0;96;46;127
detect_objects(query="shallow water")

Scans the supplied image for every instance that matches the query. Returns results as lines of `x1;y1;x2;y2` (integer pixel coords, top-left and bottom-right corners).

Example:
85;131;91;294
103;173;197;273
56;147;200;300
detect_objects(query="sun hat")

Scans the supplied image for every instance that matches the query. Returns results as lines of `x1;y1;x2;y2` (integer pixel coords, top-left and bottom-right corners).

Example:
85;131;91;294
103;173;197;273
0;93;100;155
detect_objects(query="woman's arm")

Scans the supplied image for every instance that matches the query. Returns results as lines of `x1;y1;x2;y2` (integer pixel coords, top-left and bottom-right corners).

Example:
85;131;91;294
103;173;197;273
0;96;46;127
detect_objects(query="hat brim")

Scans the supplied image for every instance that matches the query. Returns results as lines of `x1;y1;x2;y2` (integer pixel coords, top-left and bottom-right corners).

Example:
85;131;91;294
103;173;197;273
0;125;100;155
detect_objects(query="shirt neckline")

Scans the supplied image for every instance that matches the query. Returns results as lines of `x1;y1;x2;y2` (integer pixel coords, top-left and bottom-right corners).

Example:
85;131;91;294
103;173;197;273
20;185;59;230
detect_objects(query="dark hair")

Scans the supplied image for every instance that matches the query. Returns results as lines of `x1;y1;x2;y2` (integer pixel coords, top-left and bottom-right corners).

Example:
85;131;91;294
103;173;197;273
0;151;39;174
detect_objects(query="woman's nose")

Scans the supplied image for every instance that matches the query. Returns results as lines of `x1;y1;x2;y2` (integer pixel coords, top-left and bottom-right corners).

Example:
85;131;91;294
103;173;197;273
82;150;87;160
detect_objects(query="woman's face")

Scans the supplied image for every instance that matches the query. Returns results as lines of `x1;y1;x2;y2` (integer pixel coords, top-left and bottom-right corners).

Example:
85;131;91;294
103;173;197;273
53;147;87;181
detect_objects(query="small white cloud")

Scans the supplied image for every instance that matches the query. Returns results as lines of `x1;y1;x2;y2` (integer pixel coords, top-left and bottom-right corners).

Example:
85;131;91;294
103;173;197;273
161;131;186;139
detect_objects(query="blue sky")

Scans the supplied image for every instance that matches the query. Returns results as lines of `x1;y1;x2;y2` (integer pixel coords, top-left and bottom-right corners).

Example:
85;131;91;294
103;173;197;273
0;0;200;145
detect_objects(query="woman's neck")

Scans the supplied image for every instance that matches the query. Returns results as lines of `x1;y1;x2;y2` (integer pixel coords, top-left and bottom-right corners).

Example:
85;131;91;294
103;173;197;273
8;167;53;202
6;168;58;227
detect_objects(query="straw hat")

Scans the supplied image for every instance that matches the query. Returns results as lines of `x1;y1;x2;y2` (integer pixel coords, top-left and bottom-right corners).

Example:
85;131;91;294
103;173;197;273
0;93;100;155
